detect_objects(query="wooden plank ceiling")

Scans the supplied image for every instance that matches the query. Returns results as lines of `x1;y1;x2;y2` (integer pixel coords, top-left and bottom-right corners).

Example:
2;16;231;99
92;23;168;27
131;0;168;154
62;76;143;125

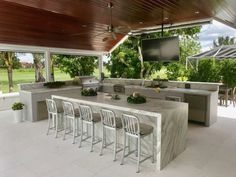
0;0;235;52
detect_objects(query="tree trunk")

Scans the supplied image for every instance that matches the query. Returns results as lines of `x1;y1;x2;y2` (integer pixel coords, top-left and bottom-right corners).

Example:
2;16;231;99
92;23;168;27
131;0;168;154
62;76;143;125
7;66;13;92
33;54;45;82
34;62;45;82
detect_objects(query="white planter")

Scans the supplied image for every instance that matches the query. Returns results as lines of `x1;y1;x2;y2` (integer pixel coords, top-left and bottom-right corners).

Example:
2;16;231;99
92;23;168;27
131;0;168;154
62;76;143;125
13;110;23;123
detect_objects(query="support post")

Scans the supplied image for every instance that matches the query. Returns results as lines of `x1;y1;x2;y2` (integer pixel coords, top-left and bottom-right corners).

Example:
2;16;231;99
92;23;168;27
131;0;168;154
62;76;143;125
98;55;104;81
45;50;54;82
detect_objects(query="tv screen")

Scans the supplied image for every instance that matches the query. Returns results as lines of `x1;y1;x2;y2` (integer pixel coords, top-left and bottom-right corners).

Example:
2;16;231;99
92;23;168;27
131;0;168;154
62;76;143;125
141;36;179;62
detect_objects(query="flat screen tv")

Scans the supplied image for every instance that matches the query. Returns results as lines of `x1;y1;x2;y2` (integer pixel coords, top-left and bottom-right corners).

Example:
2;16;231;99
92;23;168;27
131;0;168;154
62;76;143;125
141;36;179;62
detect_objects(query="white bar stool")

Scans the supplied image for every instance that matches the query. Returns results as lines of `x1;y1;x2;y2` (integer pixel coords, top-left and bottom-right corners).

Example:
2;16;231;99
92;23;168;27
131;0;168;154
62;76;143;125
46;99;64;138
78;105;101;152
62;101;80;144
120;114;154;173
100;109;123;161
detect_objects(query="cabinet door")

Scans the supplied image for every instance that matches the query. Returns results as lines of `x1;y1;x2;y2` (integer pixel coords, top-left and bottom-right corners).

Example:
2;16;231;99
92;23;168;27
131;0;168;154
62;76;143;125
184;94;207;123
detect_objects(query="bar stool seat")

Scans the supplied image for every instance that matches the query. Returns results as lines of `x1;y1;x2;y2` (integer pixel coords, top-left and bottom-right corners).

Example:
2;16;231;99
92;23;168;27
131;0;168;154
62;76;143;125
115;117;122;128
57;107;64;113
139;123;153;136
92;113;101;122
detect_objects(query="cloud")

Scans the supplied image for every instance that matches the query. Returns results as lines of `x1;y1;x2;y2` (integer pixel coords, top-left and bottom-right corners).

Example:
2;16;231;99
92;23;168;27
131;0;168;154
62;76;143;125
17;53;33;63
199;20;236;51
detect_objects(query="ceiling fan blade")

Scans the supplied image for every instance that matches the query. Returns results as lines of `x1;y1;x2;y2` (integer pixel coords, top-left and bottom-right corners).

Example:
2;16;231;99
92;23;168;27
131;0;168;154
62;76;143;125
113;26;132;35
92;31;106;38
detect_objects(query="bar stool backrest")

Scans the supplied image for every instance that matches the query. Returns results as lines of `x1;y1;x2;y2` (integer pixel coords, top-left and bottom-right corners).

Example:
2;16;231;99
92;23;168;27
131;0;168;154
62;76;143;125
100;109;116;128
46;99;57;114
62;101;75;118
233;87;236;96
121;114;140;136
79;105;93;122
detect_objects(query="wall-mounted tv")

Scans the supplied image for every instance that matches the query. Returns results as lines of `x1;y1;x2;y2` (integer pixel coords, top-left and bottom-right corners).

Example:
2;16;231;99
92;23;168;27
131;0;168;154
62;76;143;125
141;36;179;62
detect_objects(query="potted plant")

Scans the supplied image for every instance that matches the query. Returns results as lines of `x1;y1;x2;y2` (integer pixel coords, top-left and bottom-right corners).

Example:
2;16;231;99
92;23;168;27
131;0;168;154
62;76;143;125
127;92;146;104
81;88;97;96
12;102;24;123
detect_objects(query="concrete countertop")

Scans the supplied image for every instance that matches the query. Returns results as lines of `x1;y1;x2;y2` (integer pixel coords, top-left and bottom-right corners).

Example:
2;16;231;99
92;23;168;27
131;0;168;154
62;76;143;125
20;85;82;94
52;92;187;116
102;83;217;96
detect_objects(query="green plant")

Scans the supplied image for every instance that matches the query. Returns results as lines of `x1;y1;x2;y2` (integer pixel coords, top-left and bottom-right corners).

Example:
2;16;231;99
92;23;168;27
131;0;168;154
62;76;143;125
188;58;220;82
127;93;146;104
111;94;120;100
52;55;97;78
12;102;24;110
43;81;65;88
220;59;236;87
166;62;188;80
81;88;97;96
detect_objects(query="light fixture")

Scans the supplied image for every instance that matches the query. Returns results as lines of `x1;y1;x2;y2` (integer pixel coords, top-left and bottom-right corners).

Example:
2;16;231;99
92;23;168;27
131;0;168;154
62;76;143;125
195;11;200;14
139;21;143;24
164;17;169;20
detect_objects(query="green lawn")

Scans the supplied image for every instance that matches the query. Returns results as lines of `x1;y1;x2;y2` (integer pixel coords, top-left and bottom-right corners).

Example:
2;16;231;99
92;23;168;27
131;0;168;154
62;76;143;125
0;68;71;93
0;67;110;93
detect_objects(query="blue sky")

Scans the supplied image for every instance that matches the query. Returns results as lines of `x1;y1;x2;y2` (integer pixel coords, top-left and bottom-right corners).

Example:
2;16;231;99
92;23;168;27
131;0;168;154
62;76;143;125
18;20;236;63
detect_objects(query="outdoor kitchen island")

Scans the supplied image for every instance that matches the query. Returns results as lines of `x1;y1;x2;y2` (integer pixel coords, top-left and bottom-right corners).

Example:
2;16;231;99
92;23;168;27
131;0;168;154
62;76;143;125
52;92;188;170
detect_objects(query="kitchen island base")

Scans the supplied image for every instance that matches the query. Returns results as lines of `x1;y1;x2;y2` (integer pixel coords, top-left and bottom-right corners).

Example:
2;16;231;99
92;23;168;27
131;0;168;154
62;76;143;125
52;93;188;170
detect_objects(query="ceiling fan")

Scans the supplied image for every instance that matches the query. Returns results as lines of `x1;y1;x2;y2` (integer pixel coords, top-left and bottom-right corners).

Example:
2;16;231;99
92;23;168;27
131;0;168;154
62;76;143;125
70;1;130;42
101;1;131;42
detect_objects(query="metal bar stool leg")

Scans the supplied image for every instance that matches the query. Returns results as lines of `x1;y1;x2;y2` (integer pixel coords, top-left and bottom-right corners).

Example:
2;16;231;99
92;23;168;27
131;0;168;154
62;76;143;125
152;133;155;163
100;126;105;156
121;132;126;165
79;120;83;148
135;138;138;157
90;123;94;152
72;119;76;144
76;119;79;136
46;113;51;135
113;130;117;161
55;115;58;138
104;128;107;148
63;117;67;140
136;136;141;173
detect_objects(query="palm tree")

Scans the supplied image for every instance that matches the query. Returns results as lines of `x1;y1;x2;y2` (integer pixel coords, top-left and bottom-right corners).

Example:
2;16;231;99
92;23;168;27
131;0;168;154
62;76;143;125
213;36;236;47
0;52;15;92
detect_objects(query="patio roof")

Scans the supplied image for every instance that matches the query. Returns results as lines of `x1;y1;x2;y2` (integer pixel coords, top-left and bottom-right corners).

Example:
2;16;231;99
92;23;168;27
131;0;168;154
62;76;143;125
0;0;236;52
188;45;236;60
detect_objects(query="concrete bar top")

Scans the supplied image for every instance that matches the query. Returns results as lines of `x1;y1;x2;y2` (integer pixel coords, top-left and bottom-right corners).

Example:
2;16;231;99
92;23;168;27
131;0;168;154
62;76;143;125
52;92;187;117
123;85;216;96
20;85;81;94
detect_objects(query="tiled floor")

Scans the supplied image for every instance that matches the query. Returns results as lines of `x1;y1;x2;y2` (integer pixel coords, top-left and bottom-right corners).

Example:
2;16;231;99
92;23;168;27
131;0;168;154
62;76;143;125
0;106;236;177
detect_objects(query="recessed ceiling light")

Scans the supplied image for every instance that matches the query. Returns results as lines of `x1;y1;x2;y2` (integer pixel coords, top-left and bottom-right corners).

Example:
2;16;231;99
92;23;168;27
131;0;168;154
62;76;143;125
195;11;200;14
